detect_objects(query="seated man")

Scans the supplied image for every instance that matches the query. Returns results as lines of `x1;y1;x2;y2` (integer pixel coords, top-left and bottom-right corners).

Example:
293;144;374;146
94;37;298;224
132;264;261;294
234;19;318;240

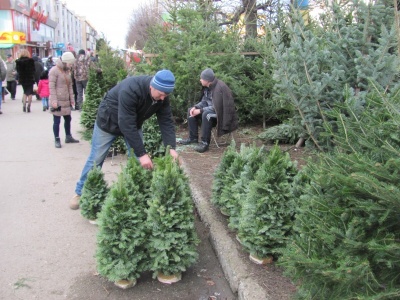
179;68;238;153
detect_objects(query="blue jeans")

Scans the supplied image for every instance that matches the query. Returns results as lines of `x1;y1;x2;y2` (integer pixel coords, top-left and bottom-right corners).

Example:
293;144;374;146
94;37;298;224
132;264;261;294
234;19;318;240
75;123;140;195
42;97;49;108
76;80;87;109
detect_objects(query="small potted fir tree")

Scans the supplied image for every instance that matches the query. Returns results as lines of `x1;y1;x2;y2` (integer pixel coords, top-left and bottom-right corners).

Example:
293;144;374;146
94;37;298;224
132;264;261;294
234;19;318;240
238;144;298;264
80;166;109;224
96;158;152;289
147;154;200;284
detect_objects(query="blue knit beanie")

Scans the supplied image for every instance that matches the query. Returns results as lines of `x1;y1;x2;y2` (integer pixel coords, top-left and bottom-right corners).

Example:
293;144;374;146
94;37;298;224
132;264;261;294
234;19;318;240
150;70;175;94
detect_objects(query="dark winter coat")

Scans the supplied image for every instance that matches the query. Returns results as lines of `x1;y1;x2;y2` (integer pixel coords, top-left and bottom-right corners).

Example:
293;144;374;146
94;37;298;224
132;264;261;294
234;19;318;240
33;57;44;83
195;78;238;137
15;57;35;85
0;59;6;81
49;60;74;116
96;75;176;157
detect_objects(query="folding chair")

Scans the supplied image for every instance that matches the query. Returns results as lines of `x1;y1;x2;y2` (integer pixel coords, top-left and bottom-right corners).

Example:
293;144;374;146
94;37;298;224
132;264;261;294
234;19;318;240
208;114;235;148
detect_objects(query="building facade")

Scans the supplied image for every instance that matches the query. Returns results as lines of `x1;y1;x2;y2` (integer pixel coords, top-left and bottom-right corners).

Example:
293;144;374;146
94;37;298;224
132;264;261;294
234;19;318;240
0;0;98;59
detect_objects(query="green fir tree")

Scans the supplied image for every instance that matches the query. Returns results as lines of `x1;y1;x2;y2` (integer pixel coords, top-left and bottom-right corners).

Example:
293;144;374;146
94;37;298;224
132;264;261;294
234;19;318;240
226;144;266;231
147;154;199;278
238;144;298;259
279;83;400;299
211;140;237;208
80;166;109;222
96;157;152;282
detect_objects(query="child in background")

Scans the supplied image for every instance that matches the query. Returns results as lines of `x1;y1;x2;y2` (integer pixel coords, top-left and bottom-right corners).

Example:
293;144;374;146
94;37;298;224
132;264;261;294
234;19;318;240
37;70;49;111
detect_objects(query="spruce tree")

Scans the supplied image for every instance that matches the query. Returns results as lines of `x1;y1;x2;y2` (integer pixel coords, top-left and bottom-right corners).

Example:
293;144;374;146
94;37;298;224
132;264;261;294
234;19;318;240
80;166;109;223
96;157;152;283
238;144;298;260
147;154;199;279
271;0;398;149
279;83;400;299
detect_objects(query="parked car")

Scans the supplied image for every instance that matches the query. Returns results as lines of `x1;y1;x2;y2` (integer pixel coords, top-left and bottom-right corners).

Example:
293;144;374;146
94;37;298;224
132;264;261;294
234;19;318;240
42;56;59;70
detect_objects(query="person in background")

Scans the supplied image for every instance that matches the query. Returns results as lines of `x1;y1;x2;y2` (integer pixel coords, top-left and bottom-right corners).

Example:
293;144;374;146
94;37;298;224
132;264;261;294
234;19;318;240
33;55;44;101
72;49;92;110
179;68;238;153
0;55;6;114
15;50;35;113
69;69;178;210
49;52;79;148
45;56;55;71
5;54;17;101
37;70;49;111
70;51;78;108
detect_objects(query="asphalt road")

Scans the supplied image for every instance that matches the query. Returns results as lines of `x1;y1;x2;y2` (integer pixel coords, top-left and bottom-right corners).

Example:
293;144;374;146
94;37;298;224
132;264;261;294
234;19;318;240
0;86;235;300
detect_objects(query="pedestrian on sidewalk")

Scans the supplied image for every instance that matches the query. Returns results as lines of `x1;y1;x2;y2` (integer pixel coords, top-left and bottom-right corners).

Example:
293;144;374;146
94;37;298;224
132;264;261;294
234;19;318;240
33;55;44;101
37;70;49;111
5;54;17;101
1;55;6;113
15;50;35;113
69;69;179;210
72;49;91;110
49;52;79;148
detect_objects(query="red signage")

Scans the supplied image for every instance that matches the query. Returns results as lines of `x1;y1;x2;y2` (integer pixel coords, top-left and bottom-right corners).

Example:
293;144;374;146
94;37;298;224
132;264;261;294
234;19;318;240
30;2;48;30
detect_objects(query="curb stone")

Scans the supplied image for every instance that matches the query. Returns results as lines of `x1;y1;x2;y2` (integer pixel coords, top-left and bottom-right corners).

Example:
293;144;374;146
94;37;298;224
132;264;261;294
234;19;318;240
180;160;269;300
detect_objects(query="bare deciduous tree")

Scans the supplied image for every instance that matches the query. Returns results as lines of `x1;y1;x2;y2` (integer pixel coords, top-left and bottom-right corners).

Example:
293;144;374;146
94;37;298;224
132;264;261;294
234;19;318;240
125;1;163;49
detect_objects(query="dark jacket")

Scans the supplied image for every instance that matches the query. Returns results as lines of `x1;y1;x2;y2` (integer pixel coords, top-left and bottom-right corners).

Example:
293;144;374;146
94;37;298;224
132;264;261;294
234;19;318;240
33;56;44;83
195;78;238;137
96;75;176;157
15;57;35;85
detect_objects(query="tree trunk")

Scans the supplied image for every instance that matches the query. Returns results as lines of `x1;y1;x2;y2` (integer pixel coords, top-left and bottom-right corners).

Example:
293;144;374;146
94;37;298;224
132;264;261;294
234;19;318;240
243;0;258;39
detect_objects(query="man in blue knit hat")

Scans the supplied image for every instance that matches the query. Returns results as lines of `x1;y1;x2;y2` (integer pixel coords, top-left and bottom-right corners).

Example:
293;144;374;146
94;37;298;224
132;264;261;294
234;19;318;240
69;69;178;210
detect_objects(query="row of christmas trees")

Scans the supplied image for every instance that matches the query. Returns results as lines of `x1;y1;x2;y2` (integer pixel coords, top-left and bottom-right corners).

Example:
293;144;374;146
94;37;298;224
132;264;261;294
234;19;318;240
79;152;199;288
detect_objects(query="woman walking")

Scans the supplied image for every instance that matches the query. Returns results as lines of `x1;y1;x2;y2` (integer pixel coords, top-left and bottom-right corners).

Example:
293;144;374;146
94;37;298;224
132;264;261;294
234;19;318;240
49;52;79;148
15;50;35;113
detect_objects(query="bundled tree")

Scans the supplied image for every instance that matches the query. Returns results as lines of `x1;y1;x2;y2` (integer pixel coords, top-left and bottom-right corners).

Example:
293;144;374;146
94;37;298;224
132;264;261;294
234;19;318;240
80;166;109;223
96;157;152;288
147;153;199;283
238;144;298;263
279;83;400;299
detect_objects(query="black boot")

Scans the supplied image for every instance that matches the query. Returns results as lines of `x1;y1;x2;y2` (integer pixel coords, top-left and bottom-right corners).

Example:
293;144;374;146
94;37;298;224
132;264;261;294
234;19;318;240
179;137;198;145
194;141;209;153
65;135;79;143
27;105;31;113
23;104;26;112
55;138;61;148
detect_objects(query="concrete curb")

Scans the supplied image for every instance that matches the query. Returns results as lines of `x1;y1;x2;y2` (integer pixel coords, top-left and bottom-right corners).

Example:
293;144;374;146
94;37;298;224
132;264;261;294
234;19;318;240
180;160;269;300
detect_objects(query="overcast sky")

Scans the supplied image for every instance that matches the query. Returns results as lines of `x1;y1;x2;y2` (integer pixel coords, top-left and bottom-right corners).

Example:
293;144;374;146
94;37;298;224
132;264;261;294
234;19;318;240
64;0;147;49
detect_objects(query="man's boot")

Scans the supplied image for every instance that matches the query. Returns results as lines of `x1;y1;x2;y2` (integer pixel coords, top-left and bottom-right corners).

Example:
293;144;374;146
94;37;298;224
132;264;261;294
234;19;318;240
194;141;209;153
65;135;79;143
55;138;61;148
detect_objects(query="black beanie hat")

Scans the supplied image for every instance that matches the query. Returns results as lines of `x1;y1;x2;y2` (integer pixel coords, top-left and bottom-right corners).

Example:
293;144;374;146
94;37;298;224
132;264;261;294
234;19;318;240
78;49;86;55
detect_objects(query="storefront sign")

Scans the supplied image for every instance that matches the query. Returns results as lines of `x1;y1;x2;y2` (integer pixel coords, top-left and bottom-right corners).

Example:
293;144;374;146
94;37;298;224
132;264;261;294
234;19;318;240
0;31;26;44
30;2;48;30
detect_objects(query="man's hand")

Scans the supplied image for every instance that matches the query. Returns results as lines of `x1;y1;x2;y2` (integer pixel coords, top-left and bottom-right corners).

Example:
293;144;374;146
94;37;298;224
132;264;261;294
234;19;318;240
169;149;179;161
139;154;153;170
189;107;201;117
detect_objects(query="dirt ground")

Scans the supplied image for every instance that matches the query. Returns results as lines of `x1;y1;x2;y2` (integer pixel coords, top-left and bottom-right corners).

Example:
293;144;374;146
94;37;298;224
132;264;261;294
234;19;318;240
176;124;307;300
